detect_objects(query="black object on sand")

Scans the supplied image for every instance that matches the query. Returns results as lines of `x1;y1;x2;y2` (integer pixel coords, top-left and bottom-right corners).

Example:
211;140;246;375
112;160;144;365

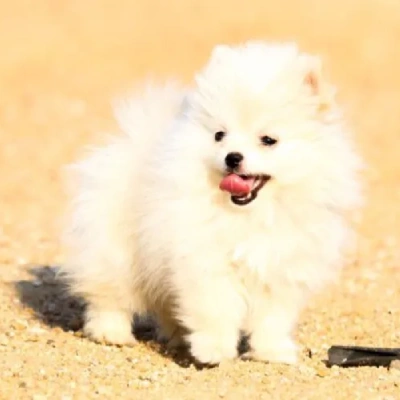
327;345;400;367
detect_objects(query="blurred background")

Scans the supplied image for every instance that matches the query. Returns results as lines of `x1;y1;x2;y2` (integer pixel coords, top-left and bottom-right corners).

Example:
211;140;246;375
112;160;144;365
1;1;400;398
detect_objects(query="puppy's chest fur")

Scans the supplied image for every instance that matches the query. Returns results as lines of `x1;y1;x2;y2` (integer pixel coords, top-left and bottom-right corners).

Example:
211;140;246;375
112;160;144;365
215;210;290;283
219;206;332;291
227;230;288;288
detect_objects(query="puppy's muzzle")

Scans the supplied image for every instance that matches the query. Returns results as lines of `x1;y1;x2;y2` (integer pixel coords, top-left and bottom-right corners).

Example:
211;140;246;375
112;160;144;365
225;152;244;170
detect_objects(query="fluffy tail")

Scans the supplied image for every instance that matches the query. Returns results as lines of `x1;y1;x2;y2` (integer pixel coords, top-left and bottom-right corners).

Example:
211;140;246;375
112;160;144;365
61;81;186;305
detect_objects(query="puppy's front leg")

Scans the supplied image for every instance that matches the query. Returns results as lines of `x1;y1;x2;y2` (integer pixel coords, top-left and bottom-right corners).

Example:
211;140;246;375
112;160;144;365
176;274;245;365
244;287;306;364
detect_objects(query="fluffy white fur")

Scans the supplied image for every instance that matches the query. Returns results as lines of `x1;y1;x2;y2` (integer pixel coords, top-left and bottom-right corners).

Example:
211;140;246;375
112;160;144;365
62;41;363;365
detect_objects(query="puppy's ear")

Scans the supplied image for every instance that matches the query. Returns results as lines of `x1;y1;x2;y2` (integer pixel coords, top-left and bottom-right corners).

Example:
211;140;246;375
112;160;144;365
302;56;336;113
303;56;323;95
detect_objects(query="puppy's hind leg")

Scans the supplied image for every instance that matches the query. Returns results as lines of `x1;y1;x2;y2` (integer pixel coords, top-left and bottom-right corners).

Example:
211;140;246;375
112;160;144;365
64;229;144;346
63;136;146;345
68;257;144;346
83;292;139;346
84;307;135;346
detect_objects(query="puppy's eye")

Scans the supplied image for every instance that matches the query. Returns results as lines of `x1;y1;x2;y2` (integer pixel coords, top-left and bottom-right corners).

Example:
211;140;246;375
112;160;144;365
214;131;226;142
260;136;278;146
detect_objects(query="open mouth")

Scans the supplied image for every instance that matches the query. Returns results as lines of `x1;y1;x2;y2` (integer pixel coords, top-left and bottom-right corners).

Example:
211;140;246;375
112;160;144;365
219;174;271;206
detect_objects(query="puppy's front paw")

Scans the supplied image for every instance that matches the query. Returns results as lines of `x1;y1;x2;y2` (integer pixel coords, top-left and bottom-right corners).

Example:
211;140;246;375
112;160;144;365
84;310;136;346
188;331;237;365
242;337;298;365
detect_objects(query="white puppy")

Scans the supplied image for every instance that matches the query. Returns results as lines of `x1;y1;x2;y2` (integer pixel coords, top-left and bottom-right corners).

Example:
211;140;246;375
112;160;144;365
62;41;363;365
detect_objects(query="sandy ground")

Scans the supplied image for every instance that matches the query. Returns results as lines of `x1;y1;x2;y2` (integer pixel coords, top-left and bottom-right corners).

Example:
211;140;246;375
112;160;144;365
1;0;400;399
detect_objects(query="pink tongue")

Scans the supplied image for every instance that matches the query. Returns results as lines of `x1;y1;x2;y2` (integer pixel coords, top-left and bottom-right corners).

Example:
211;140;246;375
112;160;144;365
219;174;253;196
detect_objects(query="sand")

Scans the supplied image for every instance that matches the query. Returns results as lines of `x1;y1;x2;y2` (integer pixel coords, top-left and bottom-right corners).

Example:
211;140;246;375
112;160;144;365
1;0;400;399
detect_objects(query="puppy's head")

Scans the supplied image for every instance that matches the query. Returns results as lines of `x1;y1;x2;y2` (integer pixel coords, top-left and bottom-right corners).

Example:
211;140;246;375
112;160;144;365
185;42;361;210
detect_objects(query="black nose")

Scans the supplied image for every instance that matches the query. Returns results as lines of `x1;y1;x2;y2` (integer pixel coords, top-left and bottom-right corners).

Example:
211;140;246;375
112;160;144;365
225;152;244;169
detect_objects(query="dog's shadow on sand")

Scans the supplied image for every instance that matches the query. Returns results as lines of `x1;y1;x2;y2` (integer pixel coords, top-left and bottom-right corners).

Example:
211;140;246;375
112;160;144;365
14;264;198;368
